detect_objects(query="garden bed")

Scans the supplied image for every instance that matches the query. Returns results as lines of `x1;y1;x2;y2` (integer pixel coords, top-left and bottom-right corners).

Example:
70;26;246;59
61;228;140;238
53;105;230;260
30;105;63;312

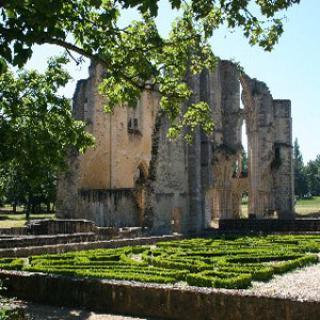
0;269;319;320
0;235;320;289
1;235;320;319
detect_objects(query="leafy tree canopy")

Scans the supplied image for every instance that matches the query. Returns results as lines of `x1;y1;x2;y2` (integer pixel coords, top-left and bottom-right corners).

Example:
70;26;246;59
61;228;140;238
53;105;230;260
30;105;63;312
305;155;320;197
0;56;94;215
0;0;300;139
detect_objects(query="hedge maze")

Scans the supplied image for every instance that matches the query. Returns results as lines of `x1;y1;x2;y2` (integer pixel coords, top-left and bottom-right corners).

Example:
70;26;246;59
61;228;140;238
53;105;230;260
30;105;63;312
0;235;319;289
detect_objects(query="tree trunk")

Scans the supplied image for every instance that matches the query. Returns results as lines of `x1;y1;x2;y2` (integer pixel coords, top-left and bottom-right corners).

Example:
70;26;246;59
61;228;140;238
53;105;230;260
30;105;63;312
26;195;32;220
31;201;36;214
26;204;30;220
12;202;17;214
46;202;51;213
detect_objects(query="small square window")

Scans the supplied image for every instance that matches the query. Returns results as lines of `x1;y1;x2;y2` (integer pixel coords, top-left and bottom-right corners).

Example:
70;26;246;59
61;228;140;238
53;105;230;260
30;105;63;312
128;117;141;134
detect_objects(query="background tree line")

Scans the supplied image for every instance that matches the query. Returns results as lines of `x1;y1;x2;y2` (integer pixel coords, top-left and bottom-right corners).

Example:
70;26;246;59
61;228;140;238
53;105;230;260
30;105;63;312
294;138;320;199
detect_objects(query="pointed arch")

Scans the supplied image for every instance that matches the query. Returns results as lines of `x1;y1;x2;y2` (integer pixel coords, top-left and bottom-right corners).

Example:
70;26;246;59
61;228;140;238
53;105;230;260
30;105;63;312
133;160;149;226
135;160;149;185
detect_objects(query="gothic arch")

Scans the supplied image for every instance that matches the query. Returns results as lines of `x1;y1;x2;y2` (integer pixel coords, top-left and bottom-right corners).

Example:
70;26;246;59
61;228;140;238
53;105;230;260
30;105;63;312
135;161;148;185
133;161;149;226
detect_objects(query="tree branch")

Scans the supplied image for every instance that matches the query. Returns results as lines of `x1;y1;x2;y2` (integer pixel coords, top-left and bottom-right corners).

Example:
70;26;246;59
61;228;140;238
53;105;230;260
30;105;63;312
46;38;145;89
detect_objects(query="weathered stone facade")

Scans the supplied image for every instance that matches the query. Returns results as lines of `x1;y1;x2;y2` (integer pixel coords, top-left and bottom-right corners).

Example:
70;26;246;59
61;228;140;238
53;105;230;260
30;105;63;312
56;60;294;234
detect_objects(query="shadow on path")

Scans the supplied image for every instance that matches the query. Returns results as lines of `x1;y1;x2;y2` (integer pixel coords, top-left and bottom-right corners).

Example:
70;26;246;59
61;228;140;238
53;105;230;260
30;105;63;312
24;302;160;320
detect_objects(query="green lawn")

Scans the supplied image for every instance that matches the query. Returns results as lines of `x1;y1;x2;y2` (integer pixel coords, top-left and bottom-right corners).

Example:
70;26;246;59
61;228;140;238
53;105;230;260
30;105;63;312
1;235;319;289
240;196;320;218
295;196;320;217
0;208;55;228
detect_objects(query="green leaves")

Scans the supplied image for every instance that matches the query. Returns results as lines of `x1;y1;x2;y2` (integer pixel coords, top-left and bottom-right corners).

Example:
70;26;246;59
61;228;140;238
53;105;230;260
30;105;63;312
120;0;160;16
96;6;218;139
0;56;94;204
0;0;300;140
0;58;8;74
167;102;215;142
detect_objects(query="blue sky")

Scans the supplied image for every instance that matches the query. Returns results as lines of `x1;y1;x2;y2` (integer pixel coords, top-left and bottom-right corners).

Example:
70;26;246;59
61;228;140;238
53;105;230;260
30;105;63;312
25;0;319;163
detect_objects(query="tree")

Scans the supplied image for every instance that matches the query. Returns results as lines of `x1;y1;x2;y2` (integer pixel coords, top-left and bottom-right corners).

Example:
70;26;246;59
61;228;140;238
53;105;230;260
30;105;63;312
305;155;320;196
0;56;94;218
293;138;308;198
0;0;301;139
0;165;27;213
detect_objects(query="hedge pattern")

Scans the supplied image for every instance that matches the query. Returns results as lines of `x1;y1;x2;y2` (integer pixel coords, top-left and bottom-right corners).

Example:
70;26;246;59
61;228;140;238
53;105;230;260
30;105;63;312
0;235;319;289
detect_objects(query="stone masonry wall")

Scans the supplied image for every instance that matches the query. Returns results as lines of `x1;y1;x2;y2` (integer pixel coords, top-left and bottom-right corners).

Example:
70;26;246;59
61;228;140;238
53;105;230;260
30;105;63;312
57;64;159;227
146;61;243;233
241;75;275;217
273;100;294;217
77;189;139;227
1;271;318;320
145;113;190;234
57;60;294;232
210;61;242;220
240;74;294;219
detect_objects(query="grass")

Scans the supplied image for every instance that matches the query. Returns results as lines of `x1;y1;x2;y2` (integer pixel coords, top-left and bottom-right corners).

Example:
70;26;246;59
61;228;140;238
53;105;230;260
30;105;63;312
240;205;248;218
0;235;319;289
0;207;55;228
295;196;320;217
240;196;320;218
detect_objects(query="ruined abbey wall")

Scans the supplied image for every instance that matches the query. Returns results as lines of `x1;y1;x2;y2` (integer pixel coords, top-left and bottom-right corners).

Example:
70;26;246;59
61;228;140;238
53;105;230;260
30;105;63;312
240;75;294;218
56;60;294;234
56;64;160;227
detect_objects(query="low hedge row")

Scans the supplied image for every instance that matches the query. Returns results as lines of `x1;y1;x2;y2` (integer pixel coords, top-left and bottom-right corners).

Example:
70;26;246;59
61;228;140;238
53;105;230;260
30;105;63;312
215;265;274;281
23;266;176;284
0;258;24;271
272;255;318;274
25;263;189;280
186;272;252;289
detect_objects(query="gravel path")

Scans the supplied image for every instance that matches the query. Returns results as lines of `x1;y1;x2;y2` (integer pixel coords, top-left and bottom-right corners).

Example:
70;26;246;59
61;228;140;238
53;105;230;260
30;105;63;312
245;261;320;302
24;303;156;320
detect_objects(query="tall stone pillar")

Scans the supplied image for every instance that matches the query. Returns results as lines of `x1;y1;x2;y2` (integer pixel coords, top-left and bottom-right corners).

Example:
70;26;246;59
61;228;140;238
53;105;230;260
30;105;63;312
211;61;241;220
199;69;214;228
241;75;275;218
272;100;294;218
187;73;204;233
247;119;259;217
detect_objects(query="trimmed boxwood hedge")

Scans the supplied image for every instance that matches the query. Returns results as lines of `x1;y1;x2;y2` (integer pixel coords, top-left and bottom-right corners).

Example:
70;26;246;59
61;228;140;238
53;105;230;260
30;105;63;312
186;271;252;289
0;235;319;289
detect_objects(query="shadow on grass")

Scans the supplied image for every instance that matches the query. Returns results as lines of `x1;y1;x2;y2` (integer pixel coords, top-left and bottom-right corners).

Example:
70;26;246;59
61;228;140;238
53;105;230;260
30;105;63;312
295;211;320;219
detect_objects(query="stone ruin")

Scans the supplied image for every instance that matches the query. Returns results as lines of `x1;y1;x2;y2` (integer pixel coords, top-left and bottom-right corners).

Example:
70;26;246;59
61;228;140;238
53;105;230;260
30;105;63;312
56;60;294;234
